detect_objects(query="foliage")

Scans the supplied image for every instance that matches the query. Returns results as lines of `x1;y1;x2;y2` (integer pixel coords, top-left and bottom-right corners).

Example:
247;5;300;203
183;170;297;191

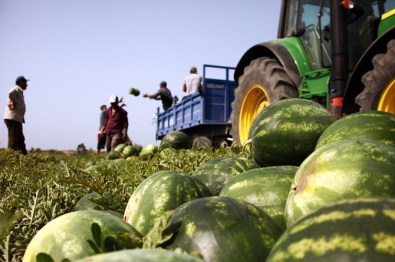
0;146;244;261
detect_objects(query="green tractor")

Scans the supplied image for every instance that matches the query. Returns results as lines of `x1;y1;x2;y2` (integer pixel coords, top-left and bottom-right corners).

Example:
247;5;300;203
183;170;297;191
232;0;395;144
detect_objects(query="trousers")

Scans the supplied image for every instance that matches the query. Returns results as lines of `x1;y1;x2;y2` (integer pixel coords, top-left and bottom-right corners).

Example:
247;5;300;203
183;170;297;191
4;119;27;155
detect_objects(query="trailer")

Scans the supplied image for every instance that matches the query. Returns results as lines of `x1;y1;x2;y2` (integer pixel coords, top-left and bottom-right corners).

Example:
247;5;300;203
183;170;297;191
156;64;236;147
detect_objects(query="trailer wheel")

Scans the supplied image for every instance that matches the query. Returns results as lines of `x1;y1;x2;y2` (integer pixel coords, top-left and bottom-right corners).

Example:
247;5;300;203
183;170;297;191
356;39;395;113
231;57;298;145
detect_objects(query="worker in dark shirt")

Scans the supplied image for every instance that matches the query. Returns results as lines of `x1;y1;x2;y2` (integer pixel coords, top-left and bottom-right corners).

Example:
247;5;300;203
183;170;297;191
143;81;173;110
101;95;129;152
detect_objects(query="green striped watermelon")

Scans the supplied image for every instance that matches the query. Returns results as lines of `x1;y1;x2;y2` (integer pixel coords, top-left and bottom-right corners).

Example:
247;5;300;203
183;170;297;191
249;98;334;166
114;143;127;153
146;196;282;262
285;138;395;227
122;145;135;158
139;144;158;160
106;151;122;160
191;156;259;195
316;110;395;149
76;249;204;262
129;87;140;96
23;210;142;262
267;197;395;261
159;131;191;150
123;171;211;236
192;136;212;148
219;166;297;230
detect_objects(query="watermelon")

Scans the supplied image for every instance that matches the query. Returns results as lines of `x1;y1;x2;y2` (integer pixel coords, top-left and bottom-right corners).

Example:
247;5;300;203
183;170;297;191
106;151;122;160
123;170;211;236
159;131;191;150
192;136;212;148
114;143;127;153
267;197;395;261
122;145;135;158
72;192;123;218
249;98;334;166
139;144;158;160
191;156;259;195
129;87;140;96
23;210;142;262
316;110;395;149
73;192;103;211
146;196;282;262
285;138;395;227
219;166;297;230
76;249;204;262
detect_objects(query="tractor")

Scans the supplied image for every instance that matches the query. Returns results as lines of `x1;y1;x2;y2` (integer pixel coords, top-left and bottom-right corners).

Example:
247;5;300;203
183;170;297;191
232;0;395;144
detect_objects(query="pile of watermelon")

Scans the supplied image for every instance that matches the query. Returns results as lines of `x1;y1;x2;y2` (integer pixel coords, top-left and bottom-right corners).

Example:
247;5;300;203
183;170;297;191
22;99;395;261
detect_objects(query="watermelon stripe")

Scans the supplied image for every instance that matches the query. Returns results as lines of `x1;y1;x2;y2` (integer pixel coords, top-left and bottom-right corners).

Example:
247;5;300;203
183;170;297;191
285;138;395;227
124;171;210;236
316;111;395;149
268;198;395;262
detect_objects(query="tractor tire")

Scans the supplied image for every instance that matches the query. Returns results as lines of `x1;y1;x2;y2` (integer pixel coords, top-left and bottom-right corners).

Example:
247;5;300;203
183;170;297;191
231;57;298;145
356;39;395;113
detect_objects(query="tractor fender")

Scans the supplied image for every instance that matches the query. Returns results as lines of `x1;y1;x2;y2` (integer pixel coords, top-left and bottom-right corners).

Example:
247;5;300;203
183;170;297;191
234;40;302;88
343;27;395;114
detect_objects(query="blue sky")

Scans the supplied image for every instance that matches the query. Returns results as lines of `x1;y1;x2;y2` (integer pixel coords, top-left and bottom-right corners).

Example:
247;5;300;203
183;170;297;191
0;0;281;150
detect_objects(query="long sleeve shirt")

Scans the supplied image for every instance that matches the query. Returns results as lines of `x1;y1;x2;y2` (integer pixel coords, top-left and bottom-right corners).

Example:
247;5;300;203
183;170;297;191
103;107;128;135
3;85;26;123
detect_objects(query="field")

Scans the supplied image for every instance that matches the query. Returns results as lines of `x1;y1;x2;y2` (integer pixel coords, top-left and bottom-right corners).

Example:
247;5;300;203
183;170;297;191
0;147;242;261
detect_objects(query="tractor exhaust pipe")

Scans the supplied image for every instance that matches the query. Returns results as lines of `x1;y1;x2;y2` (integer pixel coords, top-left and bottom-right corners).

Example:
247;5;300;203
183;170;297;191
329;0;349;119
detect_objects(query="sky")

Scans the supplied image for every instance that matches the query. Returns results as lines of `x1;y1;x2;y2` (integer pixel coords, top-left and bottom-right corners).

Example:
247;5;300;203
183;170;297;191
0;0;281;151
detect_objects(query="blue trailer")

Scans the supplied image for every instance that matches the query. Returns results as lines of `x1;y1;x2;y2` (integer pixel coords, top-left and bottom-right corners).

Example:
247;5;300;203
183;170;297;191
156;64;236;147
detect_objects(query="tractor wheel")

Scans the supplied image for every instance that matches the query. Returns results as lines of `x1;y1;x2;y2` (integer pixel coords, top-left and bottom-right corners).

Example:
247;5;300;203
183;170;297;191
231;57;298;145
356;39;395;113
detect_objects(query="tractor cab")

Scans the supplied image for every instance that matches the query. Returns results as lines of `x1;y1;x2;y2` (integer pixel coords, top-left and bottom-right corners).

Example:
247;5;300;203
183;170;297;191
280;0;392;71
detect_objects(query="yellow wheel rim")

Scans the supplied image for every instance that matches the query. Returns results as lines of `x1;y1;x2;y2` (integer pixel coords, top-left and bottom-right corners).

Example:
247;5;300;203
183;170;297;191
239;85;270;144
378;78;395;113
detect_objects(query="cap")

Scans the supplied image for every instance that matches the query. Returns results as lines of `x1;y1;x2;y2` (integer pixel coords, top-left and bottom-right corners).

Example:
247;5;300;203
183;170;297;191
109;95;118;103
190;67;197;73
159;81;167;87
16;76;29;83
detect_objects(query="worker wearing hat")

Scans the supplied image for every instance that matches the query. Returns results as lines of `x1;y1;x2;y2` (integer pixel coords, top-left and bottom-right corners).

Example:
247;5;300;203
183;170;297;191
3;76;29;155
143;81;173;111
101;95;129;152
182;66;202;99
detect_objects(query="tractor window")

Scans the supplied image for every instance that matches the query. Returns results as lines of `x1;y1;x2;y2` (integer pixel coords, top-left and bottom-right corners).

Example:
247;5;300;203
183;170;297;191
292;0;331;70
347;0;395;67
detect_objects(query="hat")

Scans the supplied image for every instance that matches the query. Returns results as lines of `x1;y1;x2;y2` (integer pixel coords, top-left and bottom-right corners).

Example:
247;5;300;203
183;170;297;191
190;67;197;73
16;76;29;83
109;95;118;103
159;81;167;87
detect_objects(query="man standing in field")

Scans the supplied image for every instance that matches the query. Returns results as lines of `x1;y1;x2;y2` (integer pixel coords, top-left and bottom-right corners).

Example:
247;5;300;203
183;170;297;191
3;76;29;155
101;95;129;152
97;104;107;154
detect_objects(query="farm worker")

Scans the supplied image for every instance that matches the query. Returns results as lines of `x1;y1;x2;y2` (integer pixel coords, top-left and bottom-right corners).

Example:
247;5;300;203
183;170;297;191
182;66;202;99
101;95;129;152
97;104;107;154
143;81;173;111
3;76;29;155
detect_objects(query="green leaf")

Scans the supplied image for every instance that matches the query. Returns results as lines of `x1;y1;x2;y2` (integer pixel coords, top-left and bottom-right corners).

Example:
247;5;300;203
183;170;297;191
91;222;102;247
103;236;120;251
36;253;55;262
87;239;101;254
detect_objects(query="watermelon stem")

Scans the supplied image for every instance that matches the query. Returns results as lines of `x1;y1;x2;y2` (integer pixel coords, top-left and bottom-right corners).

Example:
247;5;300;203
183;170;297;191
242;139;252;155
